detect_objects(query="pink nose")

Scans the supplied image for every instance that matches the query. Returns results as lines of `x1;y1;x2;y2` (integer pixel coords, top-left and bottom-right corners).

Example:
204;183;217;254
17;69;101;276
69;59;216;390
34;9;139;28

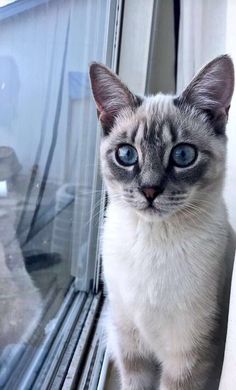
141;187;159;201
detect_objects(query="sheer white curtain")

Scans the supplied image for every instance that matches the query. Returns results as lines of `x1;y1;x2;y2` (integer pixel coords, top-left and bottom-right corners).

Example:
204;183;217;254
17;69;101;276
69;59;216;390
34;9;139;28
177;0;227;94
177;1;236;388
220;3;236;389
177;0;236;230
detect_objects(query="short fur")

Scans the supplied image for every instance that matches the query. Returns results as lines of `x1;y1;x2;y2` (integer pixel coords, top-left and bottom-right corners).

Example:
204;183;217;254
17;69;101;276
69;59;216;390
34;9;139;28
89;55;235;390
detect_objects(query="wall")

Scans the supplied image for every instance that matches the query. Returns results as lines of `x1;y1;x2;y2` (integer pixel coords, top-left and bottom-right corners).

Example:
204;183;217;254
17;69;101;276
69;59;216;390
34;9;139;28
118;0;155;95
146;0;175;95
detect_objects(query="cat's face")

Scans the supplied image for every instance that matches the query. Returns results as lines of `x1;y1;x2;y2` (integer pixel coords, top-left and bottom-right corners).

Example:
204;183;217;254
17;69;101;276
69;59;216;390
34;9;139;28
90;55;234;220
99;97;226;220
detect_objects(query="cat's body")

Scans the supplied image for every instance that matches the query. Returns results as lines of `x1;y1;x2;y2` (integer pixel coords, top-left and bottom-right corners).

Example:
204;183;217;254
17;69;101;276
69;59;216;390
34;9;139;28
103;194;230;390
89;56;235;389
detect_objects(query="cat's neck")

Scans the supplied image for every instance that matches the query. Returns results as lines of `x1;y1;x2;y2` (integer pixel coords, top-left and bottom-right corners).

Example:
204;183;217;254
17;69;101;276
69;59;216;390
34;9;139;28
108;191;226;237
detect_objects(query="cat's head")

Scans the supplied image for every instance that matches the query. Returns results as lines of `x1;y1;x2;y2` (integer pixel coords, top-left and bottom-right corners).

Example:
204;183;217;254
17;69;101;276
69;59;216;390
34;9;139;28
89;55;234;221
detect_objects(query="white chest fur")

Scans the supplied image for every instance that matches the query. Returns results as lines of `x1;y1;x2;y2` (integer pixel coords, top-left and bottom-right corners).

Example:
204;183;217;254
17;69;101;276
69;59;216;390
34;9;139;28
102;202;228;359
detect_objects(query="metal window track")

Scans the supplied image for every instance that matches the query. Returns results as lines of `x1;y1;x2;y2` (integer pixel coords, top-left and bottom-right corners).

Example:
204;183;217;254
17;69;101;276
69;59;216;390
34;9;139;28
17;285;77;390
97;349;110;390
0;284;104;390
72;305;107;390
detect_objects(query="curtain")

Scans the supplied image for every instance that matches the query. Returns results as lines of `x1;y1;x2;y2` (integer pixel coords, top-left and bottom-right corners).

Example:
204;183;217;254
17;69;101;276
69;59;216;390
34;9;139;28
177;0;236;230
220;2;236;387
177;2;236;388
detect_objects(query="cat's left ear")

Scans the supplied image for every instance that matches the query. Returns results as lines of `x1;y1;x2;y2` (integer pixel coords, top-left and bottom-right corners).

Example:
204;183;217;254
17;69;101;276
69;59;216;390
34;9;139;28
177;55;234;128
89;63;140;134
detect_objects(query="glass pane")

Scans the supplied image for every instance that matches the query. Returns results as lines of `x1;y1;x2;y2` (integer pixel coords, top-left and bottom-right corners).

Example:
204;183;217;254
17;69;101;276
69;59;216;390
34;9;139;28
0;0;115;385
0;1;17;7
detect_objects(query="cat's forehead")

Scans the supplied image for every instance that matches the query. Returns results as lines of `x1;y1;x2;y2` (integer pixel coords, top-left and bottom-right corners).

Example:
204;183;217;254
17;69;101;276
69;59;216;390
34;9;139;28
113;93;183;145
141;93;177;119
115;94;177;133
136;94;178;144
111;93;212;148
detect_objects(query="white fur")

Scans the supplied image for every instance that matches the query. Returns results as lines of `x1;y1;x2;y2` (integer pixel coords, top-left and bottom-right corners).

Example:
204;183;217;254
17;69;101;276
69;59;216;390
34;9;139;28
102;194;228;389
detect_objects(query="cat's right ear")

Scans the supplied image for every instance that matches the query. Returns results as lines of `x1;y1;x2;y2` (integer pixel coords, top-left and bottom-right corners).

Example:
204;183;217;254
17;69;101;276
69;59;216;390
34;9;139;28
176;55;234;132
89;63;140;135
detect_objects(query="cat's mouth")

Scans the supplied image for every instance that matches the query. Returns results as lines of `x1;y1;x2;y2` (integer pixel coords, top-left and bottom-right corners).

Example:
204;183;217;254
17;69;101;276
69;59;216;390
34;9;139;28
121;189;189;218
141;199;188;218
135;204;169;221
143;203;168;215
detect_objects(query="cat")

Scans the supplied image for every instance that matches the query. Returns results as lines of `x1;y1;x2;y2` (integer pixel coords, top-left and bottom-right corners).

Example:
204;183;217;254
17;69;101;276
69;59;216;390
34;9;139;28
89;55;235;390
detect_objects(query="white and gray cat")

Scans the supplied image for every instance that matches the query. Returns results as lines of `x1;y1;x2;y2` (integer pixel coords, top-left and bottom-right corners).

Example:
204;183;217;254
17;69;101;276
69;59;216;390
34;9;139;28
89;55;235;390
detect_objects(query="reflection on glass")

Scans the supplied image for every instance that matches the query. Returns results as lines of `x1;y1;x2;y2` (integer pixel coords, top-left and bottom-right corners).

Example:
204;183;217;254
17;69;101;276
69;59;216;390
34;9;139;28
0;0;111;385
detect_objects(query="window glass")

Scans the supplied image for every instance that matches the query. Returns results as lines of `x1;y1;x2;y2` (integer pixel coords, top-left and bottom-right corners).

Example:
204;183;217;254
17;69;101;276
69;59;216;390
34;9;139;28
0;0;116;385
0;1;17;7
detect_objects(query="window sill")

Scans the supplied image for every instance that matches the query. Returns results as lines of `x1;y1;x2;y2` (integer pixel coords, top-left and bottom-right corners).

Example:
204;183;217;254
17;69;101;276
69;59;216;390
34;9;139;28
8;282;103;389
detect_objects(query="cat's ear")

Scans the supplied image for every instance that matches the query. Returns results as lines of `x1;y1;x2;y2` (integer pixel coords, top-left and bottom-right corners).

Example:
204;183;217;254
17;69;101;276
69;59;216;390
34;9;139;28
178;55;234;127
89;63;140;134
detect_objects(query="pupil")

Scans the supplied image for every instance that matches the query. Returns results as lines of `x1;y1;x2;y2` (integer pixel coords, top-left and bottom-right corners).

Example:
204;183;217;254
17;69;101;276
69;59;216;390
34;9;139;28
172;144;196;167
117;145;137;166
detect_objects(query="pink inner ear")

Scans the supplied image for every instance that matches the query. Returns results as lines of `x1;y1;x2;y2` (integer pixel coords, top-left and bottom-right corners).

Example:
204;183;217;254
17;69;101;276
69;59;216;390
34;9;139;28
181;56;234;114
99;110;114;129
89;63;138;133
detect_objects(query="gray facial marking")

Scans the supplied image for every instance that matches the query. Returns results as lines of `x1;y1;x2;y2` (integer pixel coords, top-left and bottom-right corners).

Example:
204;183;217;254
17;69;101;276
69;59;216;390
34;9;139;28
105;151;140;184
90;58;234;219
121;130;127;139
158;120;173;145
174;98;228;138
139;146;166;189
130;125;139;143
101;92;227;218
147;119;158;144
169;160;209;186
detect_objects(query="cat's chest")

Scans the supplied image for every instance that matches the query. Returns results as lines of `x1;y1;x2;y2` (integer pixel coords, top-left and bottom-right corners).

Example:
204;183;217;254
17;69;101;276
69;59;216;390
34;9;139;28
106;236;193;307
102;204;225;316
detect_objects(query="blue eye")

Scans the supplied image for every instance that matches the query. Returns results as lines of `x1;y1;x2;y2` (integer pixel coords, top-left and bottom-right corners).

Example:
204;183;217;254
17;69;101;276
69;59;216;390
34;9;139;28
171;144;197;167
116;144;138;166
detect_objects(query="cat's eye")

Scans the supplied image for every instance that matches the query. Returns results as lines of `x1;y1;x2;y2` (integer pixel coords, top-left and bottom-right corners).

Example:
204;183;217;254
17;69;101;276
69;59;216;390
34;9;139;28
116;144;138;166
171;143;197;167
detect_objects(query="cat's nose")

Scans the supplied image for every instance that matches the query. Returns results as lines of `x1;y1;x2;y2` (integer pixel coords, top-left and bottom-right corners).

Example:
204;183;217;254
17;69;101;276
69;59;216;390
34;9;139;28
141;186;162;202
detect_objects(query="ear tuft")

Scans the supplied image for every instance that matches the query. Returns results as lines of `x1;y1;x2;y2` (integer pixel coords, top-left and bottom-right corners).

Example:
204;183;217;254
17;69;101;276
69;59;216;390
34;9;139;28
179;55;234;121
89;63;138;134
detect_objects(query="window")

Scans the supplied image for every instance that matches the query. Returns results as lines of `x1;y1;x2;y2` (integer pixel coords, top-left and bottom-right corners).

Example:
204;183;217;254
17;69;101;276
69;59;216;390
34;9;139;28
0;0;120;387
0;1;17;7
1;1;235;389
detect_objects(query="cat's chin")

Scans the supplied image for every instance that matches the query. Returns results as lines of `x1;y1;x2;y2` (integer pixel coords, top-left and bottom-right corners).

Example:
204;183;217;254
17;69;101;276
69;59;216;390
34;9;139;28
135;206;170;222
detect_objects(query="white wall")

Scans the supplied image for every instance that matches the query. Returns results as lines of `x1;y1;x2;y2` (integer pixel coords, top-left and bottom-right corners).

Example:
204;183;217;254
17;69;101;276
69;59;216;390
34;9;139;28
146;0;175;95
118;0;155;94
